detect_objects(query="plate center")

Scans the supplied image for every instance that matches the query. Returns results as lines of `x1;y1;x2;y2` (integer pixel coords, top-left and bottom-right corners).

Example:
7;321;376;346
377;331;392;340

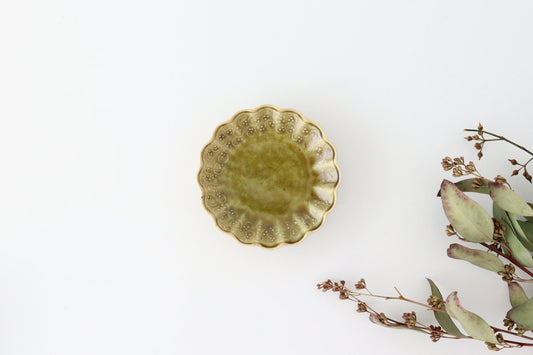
223;134;311;215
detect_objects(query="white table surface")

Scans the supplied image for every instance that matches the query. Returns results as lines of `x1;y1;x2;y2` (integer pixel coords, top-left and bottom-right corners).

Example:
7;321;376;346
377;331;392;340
2;1;533;354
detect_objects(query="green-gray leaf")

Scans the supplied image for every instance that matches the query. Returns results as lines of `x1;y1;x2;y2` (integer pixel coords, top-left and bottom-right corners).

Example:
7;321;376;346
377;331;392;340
447;243;505;272
507;298;533;330
505;213;533;267
445;292;498;343
517;220;533;252
508;282;528;308
426;279;465;337
526;203;533;222
440;180;494;243
493;203;506;224
489;182;533;216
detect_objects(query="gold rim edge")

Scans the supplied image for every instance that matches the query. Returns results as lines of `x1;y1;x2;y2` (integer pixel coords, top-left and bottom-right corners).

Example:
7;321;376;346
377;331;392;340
197;104;341;249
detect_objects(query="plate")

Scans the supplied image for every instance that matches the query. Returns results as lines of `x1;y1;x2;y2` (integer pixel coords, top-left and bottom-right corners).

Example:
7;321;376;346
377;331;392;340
198;105;340;248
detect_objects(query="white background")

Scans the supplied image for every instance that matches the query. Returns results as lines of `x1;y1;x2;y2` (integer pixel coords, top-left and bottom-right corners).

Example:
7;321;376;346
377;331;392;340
1;1;533;354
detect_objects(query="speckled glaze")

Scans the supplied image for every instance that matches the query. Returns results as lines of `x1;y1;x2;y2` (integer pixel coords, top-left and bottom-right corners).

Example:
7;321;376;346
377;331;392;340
198;105;340;248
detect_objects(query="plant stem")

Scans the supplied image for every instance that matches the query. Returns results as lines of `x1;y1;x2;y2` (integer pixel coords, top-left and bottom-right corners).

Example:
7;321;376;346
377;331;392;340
481;242;533;278
464;129;533;157
503;339;533;347
347;289;436;311
514;277;533;283
491;327;533;341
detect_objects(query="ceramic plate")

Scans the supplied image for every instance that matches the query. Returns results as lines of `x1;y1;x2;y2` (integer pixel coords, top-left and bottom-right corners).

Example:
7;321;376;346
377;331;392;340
198;105;340;248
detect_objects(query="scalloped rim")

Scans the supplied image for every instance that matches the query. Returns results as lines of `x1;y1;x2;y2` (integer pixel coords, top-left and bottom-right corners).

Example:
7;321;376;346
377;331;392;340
197;104;341;248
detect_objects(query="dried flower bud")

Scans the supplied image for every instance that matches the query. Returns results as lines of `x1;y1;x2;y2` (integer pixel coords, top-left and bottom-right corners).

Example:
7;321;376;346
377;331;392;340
511;170;519;176
445;224;456;237
503;317;515;331
317;280;334;292
504;264;515;274
471;178;484;190
441;157;454;171
465;161;476;173
378;313;387;323
494;175;507;184
478;151;483;159
525;172;532;183
509;159;518;165
402;312;417;328
474;142;482;150
357;302;367;313
465;136;473;141
427;295;444;309
452;167;463;177
492;218;505;240
477;123;484;134
429;325;442;342
332;281;346;292
355;278;366;290
501;264;516;282
486;342;500;351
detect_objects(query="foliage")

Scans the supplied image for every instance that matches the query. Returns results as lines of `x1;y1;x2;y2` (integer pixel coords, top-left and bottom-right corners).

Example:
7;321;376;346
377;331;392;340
318;124;533;350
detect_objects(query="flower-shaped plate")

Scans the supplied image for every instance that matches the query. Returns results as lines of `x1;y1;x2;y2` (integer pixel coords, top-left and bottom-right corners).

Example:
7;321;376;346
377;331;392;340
198;105;340;248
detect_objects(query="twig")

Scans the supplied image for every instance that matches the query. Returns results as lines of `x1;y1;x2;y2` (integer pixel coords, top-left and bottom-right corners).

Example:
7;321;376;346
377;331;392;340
464;129;533;157
481;242;533;278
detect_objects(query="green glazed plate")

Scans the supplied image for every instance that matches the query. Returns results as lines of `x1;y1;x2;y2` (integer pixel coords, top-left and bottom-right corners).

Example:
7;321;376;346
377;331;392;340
198;105;340;248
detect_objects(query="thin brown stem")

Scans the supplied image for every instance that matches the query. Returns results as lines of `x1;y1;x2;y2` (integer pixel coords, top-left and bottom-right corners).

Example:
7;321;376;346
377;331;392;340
514;277;533;283
492;327;533;341
464;129;533;157
346;289;437;311
481;242;533;278
503;339;533;347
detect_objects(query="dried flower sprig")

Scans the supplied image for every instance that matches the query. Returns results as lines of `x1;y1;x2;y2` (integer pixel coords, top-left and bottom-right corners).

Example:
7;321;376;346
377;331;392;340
465;123;533;183
317;279;533;350
320;125;533;351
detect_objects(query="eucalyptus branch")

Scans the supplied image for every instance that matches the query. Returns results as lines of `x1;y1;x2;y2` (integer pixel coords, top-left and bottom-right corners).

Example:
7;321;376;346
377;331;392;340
318;279;533;348
320;125;533;351
465;124;533;182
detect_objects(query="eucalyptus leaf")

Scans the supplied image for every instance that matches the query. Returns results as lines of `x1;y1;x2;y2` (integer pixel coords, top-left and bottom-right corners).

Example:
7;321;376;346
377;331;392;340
447;243;505;272
508;282;528;308
505;213;533;267
507;298;533;330
489;182;533;216
493;203;506;224
445;292;498;343
517;220;533;252
426;279;465;337
440;180;494;243
526;203;533;222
